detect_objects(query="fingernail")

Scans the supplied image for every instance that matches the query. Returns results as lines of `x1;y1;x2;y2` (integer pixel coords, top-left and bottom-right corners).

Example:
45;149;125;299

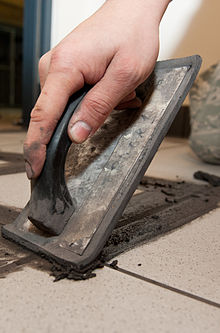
25;161;33;179
69;121;92;143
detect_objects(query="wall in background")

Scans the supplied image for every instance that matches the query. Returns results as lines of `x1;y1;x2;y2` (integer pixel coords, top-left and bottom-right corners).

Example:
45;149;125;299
161;0;220;72
159;0;202;59
51;0;220;72
51;0;105;48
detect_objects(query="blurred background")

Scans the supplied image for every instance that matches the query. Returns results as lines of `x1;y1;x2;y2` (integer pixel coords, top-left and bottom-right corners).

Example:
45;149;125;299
0;0;219;134
0;0;23;127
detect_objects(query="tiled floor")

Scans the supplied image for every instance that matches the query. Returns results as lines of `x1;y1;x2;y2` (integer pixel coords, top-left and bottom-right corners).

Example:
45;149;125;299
0;131;220;333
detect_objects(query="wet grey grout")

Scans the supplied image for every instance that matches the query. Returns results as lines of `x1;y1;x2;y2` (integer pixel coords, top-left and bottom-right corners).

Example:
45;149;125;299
0;255;34;271
105;264;220;310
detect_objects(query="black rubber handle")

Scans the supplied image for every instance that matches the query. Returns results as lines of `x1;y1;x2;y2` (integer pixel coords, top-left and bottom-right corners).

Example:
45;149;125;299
28;85;91;236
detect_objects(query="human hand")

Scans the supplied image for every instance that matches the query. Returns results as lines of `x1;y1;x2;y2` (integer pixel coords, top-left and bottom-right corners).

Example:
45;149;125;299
24;0;170;179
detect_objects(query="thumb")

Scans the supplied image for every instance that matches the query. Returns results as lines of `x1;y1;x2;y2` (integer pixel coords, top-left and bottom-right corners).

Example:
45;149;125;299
68;57;141;143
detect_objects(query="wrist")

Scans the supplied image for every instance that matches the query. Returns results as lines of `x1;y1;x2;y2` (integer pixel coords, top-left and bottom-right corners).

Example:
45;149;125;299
104;0;170;25
135;0;170;23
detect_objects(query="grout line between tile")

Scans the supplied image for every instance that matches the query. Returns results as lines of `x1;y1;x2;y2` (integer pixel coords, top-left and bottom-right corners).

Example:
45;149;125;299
105;264;220;310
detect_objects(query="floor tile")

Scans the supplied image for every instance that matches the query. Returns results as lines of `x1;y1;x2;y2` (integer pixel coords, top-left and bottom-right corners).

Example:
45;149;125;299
0;173;30;208
0;131;26;154
0;131;220;333
147;142;220;183
158;137;186;150
115;208;220;303
0;266;219;333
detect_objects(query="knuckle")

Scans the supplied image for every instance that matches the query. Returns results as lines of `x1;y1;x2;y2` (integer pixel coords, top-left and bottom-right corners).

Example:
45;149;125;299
84;96;112;123
30;103;59;130
49;48;83;92
30;104;45;123
38;52;50;73
116;56;142;85
50;47;76;75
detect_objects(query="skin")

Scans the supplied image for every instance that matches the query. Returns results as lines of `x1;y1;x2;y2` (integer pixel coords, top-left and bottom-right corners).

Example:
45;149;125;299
24;0;170;179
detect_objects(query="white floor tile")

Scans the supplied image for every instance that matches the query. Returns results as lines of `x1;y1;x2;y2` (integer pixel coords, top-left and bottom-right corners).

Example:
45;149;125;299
0;173;30;208
147;141;220;183
158;137;186;150
115;208;220;303
0;132;220;333
0;132;26;154
0;266;219;333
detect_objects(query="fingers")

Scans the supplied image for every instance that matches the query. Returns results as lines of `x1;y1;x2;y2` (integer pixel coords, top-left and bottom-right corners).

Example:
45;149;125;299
68;55;143;143
115;97;142;110
119;91;136;103
115;91;142;110
38;52;51;89
24;70;84;179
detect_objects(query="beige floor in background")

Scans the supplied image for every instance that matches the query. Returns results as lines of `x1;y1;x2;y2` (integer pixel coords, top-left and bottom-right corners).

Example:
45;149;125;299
0;130;219;333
